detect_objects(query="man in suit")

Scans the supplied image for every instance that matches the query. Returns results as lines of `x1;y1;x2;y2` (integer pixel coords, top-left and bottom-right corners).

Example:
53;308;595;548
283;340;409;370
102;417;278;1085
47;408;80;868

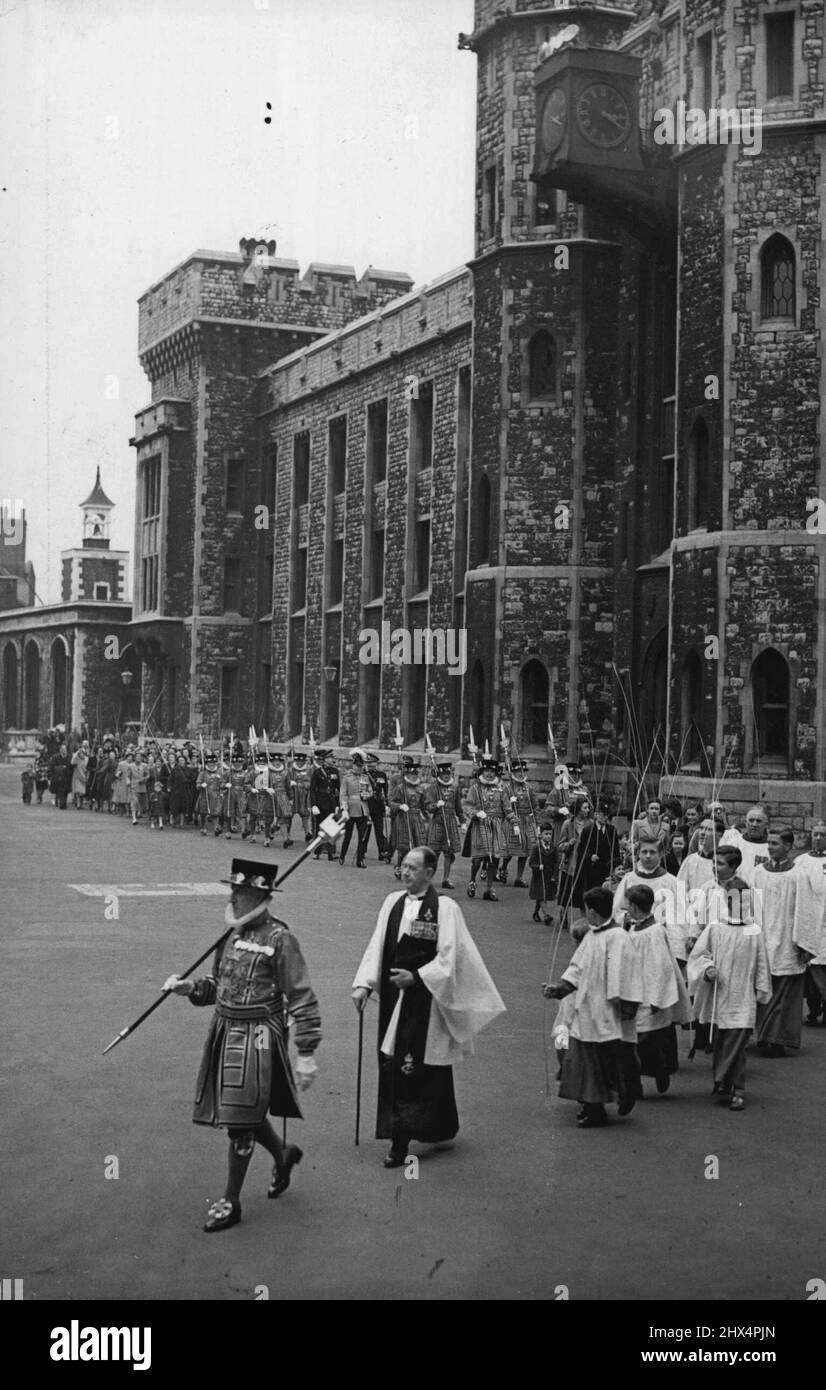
311;750;339;862
577;797;621;895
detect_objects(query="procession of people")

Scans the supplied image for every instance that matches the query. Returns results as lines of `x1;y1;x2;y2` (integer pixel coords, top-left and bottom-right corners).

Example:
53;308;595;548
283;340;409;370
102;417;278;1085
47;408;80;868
25;721;826;1223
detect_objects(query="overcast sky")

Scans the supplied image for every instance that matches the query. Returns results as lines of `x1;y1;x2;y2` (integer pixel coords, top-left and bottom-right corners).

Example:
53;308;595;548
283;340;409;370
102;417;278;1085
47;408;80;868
0;0;476;602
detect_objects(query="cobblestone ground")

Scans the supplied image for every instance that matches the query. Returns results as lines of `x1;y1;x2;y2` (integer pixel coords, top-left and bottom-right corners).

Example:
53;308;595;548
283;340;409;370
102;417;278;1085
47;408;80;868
2;767;823;1301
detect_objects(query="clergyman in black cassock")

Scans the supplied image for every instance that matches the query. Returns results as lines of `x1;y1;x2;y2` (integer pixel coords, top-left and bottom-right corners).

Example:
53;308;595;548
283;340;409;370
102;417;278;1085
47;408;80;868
353;847;505;1166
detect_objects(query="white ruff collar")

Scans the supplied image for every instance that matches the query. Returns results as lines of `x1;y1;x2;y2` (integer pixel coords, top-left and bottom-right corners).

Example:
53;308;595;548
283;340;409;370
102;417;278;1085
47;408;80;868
224;901;270;932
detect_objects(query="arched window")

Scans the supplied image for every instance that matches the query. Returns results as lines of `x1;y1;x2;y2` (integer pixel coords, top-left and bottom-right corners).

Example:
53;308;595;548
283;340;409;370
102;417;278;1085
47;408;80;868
471;473;492;567
528;329;555;400
640;630;668;757
51;638;69;728
687;417;709;530
760;234;795;321
680;650;703;764
751;648;790;763
2;644;19;728
24;640;40;728
521;659;550;747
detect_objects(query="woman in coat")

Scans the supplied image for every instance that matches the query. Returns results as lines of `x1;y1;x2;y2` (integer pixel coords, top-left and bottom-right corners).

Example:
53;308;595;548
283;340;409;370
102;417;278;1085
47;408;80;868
71;744;90;808
556;796;594;925
113;753;131;814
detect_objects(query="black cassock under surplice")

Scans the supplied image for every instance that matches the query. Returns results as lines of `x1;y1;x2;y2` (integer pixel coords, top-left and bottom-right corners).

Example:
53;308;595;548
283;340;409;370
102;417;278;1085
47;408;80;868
375;888;459;1144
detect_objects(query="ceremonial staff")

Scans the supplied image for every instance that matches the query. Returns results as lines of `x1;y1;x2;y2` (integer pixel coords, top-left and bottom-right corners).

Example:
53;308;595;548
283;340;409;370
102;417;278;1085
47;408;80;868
102;811;347;1055
499;722;529;857
257;725;278;824
393;717;412;847
424;731;451;845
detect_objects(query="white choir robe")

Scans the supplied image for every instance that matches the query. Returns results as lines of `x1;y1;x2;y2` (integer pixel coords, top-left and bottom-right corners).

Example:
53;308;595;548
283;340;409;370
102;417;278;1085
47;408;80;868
613;868;687;961
688;920;772;1029
625;920;691;1032
790;853;826;966
560;924;640;1043
721;828;769;880
751;864;808;975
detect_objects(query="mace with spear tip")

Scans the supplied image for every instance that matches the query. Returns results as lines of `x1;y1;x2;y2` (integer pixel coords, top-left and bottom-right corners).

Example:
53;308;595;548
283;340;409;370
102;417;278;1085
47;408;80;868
393;718;412;848
102;811;347;1055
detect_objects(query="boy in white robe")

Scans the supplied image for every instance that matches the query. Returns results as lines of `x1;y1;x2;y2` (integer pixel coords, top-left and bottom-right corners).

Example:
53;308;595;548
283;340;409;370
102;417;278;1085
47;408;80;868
613;838;687;969
791;822;826;1026
623;883;691;1095
677;818;717;897
752;827;811;1055
688;845;772;1111
542;887;642;1129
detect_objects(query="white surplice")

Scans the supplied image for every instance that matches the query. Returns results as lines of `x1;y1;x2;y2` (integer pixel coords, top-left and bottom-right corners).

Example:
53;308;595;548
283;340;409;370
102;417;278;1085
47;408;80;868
353;890;506;1065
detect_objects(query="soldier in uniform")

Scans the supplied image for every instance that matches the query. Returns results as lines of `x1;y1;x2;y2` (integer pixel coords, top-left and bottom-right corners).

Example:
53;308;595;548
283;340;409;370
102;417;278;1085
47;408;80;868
288;751;314;842
338;749;373;867
310;749;339;862
366;753;390;862
268;751;295;847
221;753;247;840
389;756;428;879
424;759;463;890
195;753;224;836
497;757;538;887
245;764;268;846
163;858;322;1232
462;755;519;901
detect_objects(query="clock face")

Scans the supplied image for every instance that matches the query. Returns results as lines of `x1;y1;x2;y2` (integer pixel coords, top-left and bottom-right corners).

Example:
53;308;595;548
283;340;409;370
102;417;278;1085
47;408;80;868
540;87;567;154
575;82;632;148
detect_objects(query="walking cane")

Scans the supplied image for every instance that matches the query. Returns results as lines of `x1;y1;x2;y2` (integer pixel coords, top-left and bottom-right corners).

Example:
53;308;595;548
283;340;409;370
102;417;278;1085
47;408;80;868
355;1006;365;1146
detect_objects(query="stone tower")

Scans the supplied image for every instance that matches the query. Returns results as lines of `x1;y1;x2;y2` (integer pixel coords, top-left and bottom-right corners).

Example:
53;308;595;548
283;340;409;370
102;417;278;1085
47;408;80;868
61;468;128;603
131;239;412;736
460;0;647;774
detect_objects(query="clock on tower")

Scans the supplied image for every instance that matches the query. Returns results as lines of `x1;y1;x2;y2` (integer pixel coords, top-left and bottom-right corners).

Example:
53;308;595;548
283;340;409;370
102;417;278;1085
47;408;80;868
532;45;676;235
533;48;643;175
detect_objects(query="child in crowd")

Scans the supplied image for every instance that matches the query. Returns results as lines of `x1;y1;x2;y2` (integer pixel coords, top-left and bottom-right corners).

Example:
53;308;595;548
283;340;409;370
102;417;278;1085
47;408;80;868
21;763;35;804
148;779;169;830
529;827;558;923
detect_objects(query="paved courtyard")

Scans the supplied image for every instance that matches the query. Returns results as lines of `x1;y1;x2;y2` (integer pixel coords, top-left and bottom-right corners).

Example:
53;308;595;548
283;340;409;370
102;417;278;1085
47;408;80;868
2;767;824;1301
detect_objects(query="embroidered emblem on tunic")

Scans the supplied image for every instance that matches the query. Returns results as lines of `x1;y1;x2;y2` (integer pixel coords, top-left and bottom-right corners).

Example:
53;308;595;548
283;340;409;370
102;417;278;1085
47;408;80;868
401;1053;415;1075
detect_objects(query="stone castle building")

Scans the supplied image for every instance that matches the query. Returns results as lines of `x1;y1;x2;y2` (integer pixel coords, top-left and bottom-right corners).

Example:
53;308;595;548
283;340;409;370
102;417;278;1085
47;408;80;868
6;1;825;823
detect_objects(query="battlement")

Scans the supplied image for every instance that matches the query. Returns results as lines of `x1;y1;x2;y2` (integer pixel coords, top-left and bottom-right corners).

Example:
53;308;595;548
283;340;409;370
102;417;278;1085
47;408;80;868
138;240;413;366
263;265;473;409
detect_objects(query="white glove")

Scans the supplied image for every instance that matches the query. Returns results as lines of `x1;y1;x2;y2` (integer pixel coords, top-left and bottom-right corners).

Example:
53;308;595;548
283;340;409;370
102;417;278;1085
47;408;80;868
295;1053;317;1091
311;804;320;815
510;795;517;804
436;799;445;808
554;1025;570;1052
163;974;193;996
400;803;409;812
476;810;487;820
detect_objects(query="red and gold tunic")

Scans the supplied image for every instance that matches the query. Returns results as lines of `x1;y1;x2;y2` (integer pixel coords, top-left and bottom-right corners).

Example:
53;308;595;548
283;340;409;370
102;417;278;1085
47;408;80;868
189;912;321;1127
